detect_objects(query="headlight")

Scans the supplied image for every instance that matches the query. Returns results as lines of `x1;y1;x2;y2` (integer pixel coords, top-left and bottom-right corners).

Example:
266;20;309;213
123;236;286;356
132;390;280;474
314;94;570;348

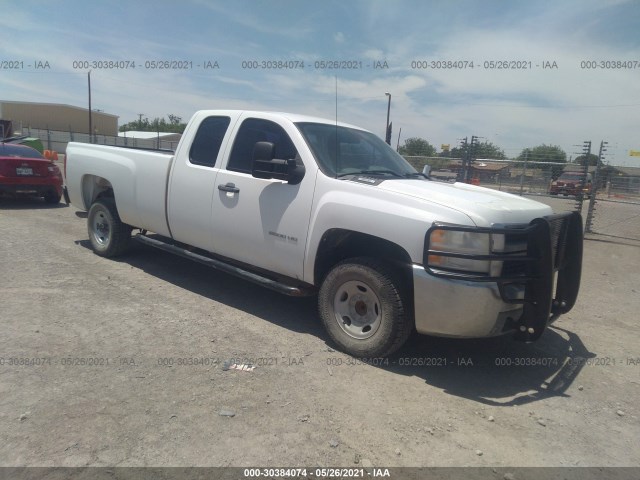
427;226;505;276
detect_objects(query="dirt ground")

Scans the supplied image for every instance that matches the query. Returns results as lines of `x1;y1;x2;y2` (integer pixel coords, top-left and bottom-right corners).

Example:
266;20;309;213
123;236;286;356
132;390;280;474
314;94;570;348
0;195;639;469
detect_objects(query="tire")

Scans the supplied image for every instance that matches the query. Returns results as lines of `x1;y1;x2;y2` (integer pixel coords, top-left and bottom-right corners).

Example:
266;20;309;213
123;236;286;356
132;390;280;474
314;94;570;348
318;257;413;358
43;190;62;204
87;198;132;257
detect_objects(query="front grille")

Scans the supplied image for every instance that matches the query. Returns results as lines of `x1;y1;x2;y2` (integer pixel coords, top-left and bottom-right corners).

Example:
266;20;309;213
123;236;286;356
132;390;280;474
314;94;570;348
496;215;576;278
499;228;528;277
423;212;583;341
501;258;527;276
548;216;570;270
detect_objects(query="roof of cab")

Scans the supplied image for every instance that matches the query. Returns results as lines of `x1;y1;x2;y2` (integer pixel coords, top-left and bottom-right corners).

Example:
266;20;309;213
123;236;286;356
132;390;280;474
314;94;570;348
194;110;367;131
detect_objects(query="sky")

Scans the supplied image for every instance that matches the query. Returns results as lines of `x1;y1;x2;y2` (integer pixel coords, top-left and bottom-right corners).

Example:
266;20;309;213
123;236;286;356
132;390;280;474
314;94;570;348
1;0;639;165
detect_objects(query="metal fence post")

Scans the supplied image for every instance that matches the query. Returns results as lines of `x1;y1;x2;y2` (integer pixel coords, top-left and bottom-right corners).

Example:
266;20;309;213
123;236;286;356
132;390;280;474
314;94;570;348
519;150;528;196
584;141;607;234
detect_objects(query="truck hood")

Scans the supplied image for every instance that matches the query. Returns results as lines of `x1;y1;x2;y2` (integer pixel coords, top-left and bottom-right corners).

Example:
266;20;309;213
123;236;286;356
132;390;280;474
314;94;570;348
377;179;553;226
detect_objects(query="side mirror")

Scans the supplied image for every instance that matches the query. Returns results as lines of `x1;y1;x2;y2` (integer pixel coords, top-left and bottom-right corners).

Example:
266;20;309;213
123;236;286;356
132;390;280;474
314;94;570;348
251;141;305;185
422;165;431;177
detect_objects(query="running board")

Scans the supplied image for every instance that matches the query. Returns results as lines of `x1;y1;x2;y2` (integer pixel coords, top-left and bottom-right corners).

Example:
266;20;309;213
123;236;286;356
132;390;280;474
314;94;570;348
132;234;314;297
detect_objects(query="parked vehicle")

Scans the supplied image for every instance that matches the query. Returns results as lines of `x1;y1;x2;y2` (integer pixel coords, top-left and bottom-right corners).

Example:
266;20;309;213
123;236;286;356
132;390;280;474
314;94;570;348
549;172;592;196
0;143;63;203
2;135;45;154
65;110;583;357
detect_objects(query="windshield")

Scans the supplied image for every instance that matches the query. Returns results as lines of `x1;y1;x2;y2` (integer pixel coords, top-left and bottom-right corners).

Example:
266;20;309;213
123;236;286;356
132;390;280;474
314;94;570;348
295;122;417;178
559;174;589;181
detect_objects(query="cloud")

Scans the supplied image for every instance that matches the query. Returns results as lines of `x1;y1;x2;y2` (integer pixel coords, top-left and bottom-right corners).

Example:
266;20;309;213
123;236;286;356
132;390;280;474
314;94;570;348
363;49;385;61
1;0;638;164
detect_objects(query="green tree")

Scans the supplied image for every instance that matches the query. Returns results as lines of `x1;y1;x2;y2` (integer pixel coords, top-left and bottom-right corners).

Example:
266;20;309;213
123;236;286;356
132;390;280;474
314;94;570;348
168;114;182;125
448;140;506;160
517;144;567;178
398;137;437;157
477;141;506;159
517;144;567;163
119;114;187;134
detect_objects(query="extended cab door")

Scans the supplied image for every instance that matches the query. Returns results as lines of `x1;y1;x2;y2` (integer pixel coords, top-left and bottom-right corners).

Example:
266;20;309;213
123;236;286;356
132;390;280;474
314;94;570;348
211;115;315;280
167;113;235;251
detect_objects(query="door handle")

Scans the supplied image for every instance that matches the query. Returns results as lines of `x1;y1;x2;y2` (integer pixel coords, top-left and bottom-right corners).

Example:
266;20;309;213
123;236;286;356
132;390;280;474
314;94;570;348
218;182;239;193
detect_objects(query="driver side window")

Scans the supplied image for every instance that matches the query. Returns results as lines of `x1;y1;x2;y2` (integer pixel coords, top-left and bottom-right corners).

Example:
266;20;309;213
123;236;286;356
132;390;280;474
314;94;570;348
227;118;298;174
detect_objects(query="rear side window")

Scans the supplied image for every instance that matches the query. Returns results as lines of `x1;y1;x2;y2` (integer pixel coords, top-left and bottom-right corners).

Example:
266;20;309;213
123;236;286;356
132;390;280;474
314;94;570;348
0;144;44;159
227;118;298;174
189;116;230;167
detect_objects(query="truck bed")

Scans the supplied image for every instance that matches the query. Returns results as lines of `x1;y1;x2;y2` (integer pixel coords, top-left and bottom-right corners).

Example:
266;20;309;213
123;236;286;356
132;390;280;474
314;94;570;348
65;143;174;236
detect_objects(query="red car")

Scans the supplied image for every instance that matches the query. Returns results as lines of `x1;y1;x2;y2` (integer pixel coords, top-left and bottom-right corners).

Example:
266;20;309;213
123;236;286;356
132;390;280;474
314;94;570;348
0;143;63;204
549;172;592;197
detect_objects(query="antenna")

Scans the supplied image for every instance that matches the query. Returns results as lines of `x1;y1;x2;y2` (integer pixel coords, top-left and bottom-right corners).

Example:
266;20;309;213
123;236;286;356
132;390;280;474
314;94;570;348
335;75;338;178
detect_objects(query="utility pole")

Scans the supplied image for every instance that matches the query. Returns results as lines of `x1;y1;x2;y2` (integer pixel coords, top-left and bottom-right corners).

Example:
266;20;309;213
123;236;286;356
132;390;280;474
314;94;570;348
574;140;591;212
457;137;468;182
461;135;481;183
519;149;529;196
88;71;93;143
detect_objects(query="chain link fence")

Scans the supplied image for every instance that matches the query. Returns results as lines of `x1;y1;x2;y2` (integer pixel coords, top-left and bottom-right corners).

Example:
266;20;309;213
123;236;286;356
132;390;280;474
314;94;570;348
403;155;640;240
18;127;181;155
11;128;640;240
403;155;582;213
583;163;640;241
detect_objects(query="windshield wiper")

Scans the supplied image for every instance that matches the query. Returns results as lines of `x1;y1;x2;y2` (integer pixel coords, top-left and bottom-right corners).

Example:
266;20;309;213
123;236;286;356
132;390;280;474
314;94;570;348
337;169;403;178
404;172;430;179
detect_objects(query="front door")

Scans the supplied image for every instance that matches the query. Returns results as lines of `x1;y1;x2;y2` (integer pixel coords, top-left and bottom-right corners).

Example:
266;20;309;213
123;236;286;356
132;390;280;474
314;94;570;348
211;116;315;280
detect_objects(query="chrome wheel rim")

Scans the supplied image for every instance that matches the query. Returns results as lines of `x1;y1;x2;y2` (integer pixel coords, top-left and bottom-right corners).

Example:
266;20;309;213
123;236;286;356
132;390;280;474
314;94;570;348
91;209;111;247
333;280;382;340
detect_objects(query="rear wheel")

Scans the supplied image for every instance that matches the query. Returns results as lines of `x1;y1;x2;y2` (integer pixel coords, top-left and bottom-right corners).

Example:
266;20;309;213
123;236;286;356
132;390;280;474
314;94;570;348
43;190;61;204
318;258;413;357
87;198;131;257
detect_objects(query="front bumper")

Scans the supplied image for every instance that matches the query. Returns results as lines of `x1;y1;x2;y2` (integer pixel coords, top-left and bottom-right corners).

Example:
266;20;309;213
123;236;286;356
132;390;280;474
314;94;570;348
414;212;583;341
413;267;524;337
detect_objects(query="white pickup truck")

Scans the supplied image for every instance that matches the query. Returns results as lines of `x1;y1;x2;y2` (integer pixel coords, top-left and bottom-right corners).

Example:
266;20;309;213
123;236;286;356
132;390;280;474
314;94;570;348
65;110;583;357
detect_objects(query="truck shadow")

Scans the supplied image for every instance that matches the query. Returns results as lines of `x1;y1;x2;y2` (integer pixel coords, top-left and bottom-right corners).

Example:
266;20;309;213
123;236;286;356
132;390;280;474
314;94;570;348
75;239;324;338
383;326;596;406
76;239;595;407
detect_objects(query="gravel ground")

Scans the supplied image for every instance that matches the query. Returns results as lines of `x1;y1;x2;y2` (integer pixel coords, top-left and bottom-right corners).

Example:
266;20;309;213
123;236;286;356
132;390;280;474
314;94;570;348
0;196;639;468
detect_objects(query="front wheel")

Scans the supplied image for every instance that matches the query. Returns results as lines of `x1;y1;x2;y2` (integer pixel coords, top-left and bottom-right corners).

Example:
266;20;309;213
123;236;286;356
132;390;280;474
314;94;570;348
318;258;413;358
87;198;132;257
